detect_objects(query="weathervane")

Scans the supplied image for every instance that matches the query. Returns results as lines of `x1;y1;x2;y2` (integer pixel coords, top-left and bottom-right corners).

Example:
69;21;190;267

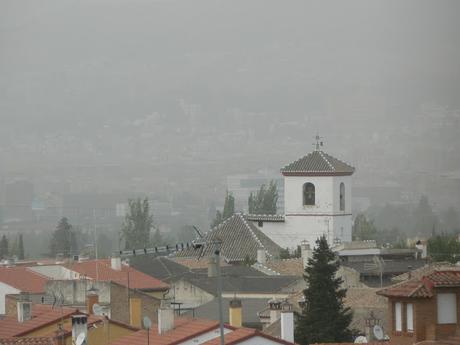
313;134;324;151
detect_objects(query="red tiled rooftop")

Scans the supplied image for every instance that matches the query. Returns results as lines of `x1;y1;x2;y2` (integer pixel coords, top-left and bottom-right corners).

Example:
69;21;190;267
64;259;169;290
0;266;48;293
202;327;295;345
378;270;460;298
0;337;55;345
109;318;223;345
0;304;76;338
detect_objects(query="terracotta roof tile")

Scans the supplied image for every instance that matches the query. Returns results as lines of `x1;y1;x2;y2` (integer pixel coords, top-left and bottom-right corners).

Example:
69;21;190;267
0;267;48;293
176;213;283;262
0;337;55;345
378;270;460;298
0;305;76;338
281;150;355;176
64;259;169;290
108;318;222;345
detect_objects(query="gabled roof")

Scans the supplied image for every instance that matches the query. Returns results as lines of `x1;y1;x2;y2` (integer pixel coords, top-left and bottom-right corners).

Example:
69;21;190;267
64;259;169;291
281;150;354;176
108;318;225;345
202;327;295;345
377;270;460;298
0;305;77;338
176;213;283;262
129;256;190;283
0;266;48;293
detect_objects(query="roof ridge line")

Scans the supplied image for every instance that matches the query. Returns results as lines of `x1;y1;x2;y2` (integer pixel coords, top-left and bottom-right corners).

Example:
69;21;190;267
241;215;265;251
280;151;313;170
319;150;335;171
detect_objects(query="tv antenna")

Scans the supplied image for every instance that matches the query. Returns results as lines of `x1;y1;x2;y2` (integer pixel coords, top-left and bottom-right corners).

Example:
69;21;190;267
76;332;87;345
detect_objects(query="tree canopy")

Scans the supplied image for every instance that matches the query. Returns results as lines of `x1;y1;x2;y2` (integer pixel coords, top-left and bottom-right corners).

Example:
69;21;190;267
428;234;460;263
50;217;77;257
0;235;8;259
121;198;154;250
295;236;353;344
211;191;235;227
248;180;278;215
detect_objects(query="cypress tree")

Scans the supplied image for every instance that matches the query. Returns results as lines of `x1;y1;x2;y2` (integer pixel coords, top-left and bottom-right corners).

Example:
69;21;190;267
0;235;8;259
18;234;25;260
295;236;353;345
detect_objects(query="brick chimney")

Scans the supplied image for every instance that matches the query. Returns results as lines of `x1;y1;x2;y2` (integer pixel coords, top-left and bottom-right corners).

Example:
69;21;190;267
268;298;282;324
86;287;99;315
229;299;242;328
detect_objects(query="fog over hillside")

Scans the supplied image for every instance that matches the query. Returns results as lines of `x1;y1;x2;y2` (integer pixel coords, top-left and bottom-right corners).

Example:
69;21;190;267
1;0;459;247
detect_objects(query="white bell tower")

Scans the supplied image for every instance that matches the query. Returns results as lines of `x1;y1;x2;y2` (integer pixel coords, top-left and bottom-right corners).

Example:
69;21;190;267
280;138;354;248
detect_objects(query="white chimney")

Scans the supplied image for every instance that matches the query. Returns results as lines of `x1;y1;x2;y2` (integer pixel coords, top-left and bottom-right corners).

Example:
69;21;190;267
17;301;32;322
158;305;175;334
72;314;88;345
281;303;294;342
415;241;427;259
257;248;266;265
111;256;122;271
300;240;312;269
208;256;218;278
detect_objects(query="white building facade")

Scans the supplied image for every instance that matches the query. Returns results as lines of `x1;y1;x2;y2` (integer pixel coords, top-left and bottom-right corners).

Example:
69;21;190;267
246;149;354;249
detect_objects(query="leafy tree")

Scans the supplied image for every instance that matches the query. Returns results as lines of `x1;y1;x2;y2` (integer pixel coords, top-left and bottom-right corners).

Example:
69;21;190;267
211;191;235;227
121;198;153;250
243;255;256;266
0;235;9;259
151;228;164;246
18;234;25;260
352;214;377;241
295;236;353;344
248;180;279;214
50;217;77;257
428;234;460;263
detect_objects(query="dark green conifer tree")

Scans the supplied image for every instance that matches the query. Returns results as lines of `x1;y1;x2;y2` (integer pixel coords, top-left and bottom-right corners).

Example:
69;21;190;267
18;234;25;260
295;236;353;345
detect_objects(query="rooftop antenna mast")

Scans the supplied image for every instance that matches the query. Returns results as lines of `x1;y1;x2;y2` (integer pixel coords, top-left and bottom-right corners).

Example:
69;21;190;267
192;226;225;345
313;134;324;151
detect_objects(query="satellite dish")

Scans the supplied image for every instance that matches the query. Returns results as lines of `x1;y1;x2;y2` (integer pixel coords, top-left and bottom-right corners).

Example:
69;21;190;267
76;332;87;345
354;336;367;343
143;316;152;330
373;325;384;340
92;303;103;315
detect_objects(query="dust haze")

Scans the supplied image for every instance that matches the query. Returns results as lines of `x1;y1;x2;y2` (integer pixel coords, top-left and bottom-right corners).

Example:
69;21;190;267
1;0;459;256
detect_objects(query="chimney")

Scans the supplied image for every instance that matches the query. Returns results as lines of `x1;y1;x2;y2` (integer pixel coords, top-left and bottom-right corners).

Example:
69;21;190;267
415;241;427;259
111;256;122;271
280;302;294;342
129;297;142;328
72;314;88;345
86;287;99;315
208;256;218;278
257;248;266;265
229;299;242;328
158;302;175;334
300;240;312;269
268;298;282;324
17;301;32;322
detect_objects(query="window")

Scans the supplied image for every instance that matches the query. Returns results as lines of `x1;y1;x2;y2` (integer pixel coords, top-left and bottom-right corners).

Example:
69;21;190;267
395;302;402;331
437;293;457;324
303;183;315;206
340;182;345;211
258;220;263;227
407;303;414;332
